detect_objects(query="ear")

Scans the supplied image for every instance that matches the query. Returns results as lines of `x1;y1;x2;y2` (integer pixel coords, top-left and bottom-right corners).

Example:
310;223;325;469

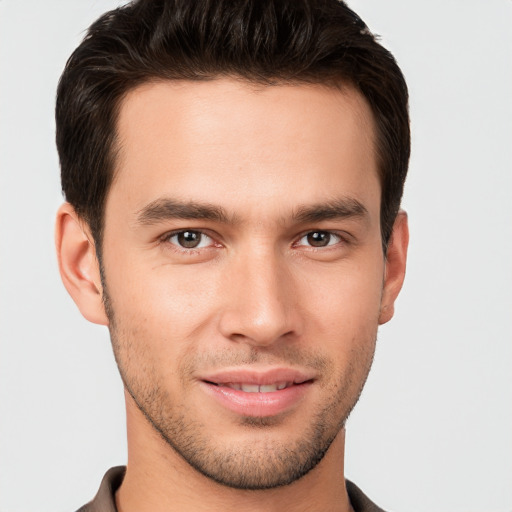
55;203;109;325
379;210;409;325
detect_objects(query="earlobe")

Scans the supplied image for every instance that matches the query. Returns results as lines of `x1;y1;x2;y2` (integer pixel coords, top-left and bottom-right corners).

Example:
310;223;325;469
379;210;409;325
55;203;109;326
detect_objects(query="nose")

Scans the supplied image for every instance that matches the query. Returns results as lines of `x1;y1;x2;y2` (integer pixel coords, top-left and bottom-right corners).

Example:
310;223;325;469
218;249;302;347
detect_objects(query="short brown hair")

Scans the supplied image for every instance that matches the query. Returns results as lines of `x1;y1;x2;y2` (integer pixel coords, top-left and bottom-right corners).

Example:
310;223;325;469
56;0;410;253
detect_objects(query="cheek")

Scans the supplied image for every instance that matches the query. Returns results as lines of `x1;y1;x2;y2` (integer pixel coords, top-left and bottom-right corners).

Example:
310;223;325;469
294;255;383;386
298;255;384;332
105;257;223;353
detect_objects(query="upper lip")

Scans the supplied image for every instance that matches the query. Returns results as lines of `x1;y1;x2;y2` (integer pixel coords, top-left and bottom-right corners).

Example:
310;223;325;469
199;367;316;386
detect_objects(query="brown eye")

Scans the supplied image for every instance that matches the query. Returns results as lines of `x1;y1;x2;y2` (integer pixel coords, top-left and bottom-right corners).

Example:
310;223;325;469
177;231;201;248
306;231;333;247
170;230;209;249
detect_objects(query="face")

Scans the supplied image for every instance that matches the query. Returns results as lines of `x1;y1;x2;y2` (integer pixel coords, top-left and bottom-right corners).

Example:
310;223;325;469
100;79;390;489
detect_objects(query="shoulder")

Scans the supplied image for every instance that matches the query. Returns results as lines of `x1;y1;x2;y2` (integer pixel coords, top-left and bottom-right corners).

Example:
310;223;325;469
346;480;387;512
75;466;126;512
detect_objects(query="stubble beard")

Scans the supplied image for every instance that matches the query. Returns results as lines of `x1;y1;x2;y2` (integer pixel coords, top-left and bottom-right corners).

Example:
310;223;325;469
102;284;376;491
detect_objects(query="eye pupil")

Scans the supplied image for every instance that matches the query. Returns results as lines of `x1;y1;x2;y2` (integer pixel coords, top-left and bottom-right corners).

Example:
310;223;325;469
307;231;330;247
177;231;201;248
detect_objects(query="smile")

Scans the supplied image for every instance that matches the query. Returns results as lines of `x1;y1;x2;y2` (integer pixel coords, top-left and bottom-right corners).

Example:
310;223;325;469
199;368;315;417
207;381;294;393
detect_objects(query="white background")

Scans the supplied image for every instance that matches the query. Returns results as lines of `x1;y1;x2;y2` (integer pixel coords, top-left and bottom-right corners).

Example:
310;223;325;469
0;1;511;511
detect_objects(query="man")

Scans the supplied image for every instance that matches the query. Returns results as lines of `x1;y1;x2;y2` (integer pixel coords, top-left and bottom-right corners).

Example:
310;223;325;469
55;0;409;510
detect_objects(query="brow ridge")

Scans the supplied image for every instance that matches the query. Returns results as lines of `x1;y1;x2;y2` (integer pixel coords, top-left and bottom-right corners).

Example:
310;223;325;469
136;196;368;226
292;197;369;223
136;198;231;225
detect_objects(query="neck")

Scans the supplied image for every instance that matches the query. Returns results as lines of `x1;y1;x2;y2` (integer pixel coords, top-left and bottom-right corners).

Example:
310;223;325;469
116;393;354;512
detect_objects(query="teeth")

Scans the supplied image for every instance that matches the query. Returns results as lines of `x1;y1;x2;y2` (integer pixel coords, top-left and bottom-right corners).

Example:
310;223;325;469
222;382;290;393
241;384;260;393
259;384;278;393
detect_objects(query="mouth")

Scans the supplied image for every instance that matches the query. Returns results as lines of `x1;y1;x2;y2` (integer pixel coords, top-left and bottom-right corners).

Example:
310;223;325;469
199;368;315;417
204;380;309;393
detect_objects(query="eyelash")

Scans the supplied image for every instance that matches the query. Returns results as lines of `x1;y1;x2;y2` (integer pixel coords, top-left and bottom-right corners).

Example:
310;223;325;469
294;231;344;249
160;230;219;253
160;229;349;254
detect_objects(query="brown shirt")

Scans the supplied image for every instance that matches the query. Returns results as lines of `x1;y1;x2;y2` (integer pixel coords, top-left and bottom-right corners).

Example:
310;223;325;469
77;466;386;512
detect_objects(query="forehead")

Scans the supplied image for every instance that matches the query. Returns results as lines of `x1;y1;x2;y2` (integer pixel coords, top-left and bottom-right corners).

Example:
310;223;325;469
110;78;380;223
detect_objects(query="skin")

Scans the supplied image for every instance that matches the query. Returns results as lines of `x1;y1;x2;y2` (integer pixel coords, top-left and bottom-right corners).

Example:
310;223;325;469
56;79;408;512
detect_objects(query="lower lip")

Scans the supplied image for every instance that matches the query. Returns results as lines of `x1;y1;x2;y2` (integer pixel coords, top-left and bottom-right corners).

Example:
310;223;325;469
200;381;312;417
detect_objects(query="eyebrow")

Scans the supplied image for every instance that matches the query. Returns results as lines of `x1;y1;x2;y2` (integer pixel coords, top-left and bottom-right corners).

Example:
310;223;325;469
135;196;369;226
136;198;232;225
292;198;369;223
